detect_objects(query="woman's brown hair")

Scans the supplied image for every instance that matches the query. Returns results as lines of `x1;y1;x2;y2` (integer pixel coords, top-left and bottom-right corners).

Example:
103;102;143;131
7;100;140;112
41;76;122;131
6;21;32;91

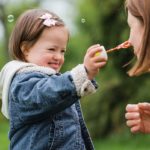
9;9;65;61
125;0;150;76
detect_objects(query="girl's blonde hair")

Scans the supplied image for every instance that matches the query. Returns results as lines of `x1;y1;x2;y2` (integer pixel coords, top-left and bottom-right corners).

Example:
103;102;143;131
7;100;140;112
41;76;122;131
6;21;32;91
125;0;150;76
9;9;65;61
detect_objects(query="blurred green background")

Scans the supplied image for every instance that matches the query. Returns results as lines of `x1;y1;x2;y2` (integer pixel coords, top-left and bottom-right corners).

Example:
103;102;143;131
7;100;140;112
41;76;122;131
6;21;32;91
1;0;150;149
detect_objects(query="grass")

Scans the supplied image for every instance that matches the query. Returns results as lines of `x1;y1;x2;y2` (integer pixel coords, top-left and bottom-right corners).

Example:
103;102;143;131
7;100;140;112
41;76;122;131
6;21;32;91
0;121;9;150
0;120;150;150
94;132;150;150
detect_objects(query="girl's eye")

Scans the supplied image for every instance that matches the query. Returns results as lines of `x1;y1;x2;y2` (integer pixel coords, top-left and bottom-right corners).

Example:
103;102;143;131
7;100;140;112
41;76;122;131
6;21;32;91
48;48;55;51
61;50;66;54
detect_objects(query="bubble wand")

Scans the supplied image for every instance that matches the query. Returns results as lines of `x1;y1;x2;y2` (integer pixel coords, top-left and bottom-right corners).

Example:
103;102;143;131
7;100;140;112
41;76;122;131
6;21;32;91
95;41;132;59
106;40;132;53
106;41;133;67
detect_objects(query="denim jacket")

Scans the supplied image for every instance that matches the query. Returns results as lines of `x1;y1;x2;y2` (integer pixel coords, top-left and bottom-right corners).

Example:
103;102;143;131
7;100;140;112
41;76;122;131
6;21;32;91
0;61;98;150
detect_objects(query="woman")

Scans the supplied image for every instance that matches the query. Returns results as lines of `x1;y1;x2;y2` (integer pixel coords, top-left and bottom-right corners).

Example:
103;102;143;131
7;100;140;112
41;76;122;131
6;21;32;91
125;0;150;133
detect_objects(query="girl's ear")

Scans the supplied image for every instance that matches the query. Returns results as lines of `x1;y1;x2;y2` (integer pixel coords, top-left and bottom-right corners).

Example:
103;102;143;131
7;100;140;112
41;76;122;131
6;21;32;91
20;42;28;56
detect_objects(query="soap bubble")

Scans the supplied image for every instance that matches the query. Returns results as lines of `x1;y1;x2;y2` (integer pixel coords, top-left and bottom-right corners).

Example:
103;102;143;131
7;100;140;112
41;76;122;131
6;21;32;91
81;18;86;23
7;15;14;22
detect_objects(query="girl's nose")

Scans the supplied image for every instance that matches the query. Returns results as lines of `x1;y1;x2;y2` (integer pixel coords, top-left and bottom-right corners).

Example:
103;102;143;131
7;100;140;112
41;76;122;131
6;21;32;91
53;52;62;60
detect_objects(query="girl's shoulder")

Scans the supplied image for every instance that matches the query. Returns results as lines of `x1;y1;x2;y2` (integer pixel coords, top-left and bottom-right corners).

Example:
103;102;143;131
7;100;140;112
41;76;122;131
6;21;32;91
17;65;56;76
12;66;57;84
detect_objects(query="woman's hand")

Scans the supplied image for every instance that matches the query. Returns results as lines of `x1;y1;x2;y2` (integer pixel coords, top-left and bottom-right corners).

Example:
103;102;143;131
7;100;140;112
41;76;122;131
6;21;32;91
83;44;108;80
125;103;150;133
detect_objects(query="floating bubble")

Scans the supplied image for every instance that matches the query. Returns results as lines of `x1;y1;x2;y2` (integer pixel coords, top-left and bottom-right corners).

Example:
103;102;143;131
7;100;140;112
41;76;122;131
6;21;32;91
81;18;86;23
7;15;14;22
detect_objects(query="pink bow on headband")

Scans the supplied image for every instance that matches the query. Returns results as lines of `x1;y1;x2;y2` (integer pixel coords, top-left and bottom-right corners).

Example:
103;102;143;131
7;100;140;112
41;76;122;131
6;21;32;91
39;13;57;27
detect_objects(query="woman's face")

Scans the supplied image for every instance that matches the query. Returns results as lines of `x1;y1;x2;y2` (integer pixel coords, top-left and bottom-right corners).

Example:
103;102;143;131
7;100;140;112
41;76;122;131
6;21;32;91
127;11;144;59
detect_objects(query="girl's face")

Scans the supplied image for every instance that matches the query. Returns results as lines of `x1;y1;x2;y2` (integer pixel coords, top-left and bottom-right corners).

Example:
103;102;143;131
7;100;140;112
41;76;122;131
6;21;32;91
23;26;69;72
127;11;144;59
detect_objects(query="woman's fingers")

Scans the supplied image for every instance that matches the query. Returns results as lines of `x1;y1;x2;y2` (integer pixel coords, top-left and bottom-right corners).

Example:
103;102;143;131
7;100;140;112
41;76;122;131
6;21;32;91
130;125;141;133
125;103;150;134
138;103;150;110
126;104;139;112
125;104;141;132
125;112;140;120
138;103;150;115
126;119;141;127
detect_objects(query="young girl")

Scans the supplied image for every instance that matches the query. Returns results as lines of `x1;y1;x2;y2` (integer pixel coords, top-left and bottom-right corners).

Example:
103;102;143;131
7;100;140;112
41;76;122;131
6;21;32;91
124;0;150;133
0;9;107;149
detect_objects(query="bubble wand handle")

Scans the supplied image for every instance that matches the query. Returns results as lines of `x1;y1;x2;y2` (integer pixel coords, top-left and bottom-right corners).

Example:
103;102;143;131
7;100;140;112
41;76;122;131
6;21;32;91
106;41;132;53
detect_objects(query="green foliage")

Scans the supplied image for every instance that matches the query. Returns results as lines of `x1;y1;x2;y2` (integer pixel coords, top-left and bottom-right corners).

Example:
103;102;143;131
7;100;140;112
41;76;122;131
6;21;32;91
94;132;150;150
0;120;9;150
